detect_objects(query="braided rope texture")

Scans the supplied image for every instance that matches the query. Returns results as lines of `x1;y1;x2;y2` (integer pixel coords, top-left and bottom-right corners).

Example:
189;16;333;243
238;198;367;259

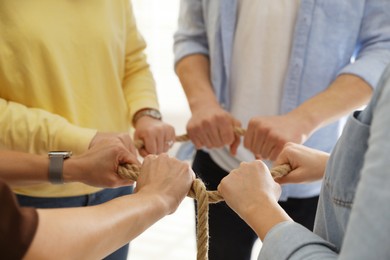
117;163;290;260
119;127;291;260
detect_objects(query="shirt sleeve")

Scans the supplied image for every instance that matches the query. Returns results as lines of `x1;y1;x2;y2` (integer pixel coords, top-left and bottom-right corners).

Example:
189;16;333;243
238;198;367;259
0;99;96;155
259;221;338;259
122;1;159;125
339;0;390;89
0;179;38;260
173;0;210;66
260;67;390;260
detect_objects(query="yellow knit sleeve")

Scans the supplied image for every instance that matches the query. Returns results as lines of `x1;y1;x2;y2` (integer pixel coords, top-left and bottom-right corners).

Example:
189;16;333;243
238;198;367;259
122;1;160;126
0;99;96;155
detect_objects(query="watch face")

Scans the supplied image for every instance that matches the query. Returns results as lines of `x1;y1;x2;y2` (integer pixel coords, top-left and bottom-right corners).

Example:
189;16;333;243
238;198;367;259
48;151;72;158
133;109;162;125
150;109;162;119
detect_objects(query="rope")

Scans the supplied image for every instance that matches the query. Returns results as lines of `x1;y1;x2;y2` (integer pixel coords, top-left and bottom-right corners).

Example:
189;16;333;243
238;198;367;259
133;126;247;149
119;126;292;260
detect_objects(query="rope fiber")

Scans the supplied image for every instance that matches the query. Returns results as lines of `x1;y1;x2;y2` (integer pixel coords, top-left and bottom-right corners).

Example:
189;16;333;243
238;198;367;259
118;126;291;260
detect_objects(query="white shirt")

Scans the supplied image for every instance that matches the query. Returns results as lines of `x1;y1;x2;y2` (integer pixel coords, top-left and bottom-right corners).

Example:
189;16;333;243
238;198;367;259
210;0;300;171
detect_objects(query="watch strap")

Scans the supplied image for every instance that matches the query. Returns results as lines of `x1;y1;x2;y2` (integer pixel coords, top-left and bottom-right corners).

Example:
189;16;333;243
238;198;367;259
132;108;162;125
49;156;64;184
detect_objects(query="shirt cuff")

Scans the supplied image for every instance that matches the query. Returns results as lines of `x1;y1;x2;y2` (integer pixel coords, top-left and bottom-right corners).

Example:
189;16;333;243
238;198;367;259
54;124;97;155
259;221;337;260
339;51;390;90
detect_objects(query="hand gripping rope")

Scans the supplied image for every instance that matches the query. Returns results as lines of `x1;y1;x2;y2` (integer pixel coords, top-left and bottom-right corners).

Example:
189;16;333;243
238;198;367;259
117;127;291;260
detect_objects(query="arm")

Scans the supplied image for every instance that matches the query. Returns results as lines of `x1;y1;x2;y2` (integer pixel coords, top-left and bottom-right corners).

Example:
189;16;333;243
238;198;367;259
218;159;337;259
244;0;390;161
174;0;241;154
176;55;241;154
178;56;242;152
220;68;390;259
23;154;195;260
0;99;96;155
122;2;175;156
218;143;328;238
244;73;372;161
1;136;137;188
339;0;390;90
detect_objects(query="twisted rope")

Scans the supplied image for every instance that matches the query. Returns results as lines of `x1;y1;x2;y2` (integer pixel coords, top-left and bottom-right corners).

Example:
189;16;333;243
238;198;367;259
119;126;291;260
133;126;247;149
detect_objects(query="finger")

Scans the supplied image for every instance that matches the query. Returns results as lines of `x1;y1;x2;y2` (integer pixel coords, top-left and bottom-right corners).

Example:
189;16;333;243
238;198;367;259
188;166;196;179
142;154;157;166
253;128;267;156
261;141;275;160
248;127;260;155
208;124;224;147
268;146;279;162
163;130;175;152
144;137;158;155
255;154;263;160
229;134;241;155
138;147;149;158
196;132;210;149
273;143;294;166
187;127;204;149
201;124;215;148
243;123;254;150
204;131;217;148
190;136;203;149
274;170;300;184
269;142;285;162
219;124;235;146
120;150;141;166
156;133;165;154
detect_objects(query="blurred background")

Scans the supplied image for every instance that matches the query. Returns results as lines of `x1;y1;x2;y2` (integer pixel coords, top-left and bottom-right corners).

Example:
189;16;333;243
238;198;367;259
129;1;261;259
130;1;196;259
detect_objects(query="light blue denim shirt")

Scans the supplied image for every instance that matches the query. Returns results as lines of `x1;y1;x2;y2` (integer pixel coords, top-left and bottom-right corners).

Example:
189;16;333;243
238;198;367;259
174;0;390;199
259;63;390;260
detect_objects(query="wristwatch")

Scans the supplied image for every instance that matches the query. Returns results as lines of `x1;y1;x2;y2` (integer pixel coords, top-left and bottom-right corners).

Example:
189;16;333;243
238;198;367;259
48;151;72;184
132;108;162;125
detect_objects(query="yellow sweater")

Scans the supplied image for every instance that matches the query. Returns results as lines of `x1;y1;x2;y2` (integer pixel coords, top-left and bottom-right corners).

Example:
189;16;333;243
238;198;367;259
0;0;159;197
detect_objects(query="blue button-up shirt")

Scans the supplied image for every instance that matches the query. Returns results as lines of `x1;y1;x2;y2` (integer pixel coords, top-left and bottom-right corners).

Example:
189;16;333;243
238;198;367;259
174;0;390;200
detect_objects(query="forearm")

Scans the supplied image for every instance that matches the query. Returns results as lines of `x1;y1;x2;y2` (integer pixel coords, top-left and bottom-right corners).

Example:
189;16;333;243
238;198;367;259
24;192;168;260
243;199;292;241
176;54;220;112
0;99;94;155
289;74;372;136
0;151;89;186
0;151;49;185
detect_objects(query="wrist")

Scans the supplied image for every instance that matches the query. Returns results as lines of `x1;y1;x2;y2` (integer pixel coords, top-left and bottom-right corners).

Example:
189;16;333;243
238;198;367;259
190;99;222;114
62;155;89;184
137;190;173;216
132;108;162;127
287;109;318;140
241;193;277;220
244;197;291;240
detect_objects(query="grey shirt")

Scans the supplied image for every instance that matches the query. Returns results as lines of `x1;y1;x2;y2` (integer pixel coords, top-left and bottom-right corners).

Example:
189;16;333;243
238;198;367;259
259;65;390;259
